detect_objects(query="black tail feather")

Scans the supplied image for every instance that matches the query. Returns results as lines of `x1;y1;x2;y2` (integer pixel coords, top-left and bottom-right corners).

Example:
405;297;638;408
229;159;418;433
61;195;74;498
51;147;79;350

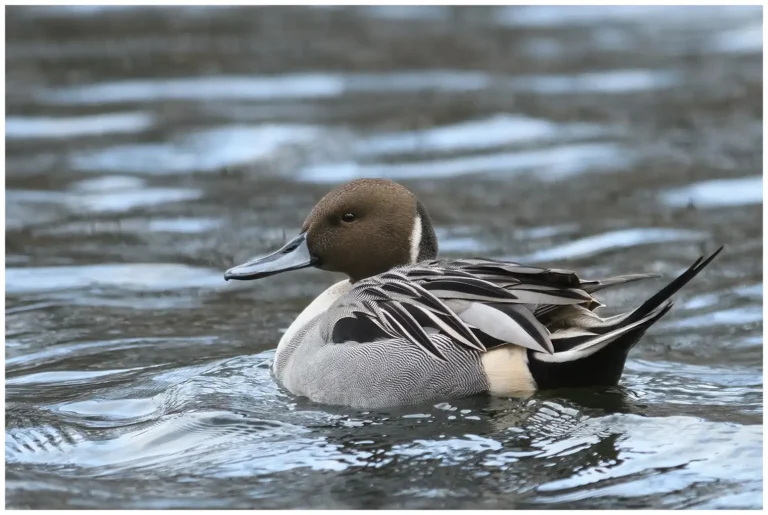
623;246;723;326
529;302;673;389
527;246;723;390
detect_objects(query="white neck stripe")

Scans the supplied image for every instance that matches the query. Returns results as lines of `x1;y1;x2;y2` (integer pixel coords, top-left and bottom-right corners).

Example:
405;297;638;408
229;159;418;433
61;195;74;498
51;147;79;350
409;213;423;264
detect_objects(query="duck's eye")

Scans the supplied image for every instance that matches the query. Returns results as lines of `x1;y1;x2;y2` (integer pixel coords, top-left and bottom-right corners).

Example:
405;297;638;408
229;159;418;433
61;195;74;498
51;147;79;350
341;212;356;223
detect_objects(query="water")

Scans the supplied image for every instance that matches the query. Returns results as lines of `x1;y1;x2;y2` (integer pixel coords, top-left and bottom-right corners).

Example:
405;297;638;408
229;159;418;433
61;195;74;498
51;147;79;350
5;6;763;509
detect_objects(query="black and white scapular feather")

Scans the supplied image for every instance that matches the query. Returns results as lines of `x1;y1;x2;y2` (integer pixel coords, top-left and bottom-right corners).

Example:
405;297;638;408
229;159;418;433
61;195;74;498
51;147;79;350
330;247;723;390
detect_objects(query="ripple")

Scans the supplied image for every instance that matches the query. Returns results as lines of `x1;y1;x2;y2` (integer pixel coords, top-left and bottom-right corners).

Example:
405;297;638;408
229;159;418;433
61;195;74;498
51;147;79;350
148;218;222;233
5;4;763;510
6;369;136;386
507;69;680;95
32;217;222;237
6;263;226;295
80;188;203;213
434;227;490;254
666;305;763;329
5;410;315;474
7;184;203;215
5;112;154;140
57;398;161;420
69;175;146;192
19;5;139;18
682;283;762;310
359;6;448;20
533;415;762;504
5;336;216;370
626;360;762;388
660;176;762;208
300;142;629;182
355;114;604;157
710;23;763;54
391;435;502;465
39;69;679;111
497;6;757;27
71;124;321;174
40;71;492;105
505;228;708;262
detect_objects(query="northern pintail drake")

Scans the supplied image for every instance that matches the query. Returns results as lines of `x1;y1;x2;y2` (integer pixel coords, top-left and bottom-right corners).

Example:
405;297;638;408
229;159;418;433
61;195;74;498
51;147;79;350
225;179;722;409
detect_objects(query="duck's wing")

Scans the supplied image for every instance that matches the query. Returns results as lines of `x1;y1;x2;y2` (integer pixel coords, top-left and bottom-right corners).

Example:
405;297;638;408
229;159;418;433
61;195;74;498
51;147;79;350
328;261;602;361
328;249;722;385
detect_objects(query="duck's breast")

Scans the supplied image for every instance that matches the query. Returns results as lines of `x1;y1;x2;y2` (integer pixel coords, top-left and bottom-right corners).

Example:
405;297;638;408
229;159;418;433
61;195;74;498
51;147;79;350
273;279;352;373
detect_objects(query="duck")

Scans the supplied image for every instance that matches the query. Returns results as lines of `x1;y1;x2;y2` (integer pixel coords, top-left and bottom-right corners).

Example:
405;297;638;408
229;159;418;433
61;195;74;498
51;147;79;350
224;178;722;409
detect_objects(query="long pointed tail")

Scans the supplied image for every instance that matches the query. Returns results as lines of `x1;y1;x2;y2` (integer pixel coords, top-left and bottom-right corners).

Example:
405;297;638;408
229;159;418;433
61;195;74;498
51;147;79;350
528;246;724;389
622;246;723;327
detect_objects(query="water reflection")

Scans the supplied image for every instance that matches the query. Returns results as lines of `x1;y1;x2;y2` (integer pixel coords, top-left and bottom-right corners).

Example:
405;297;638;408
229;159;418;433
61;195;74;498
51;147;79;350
41;71;493;105
661;176;763;208
355;114;604;156
506;228;708;263
5;263;225;294
300;142;629;182
71;125;321;174
6;112;154;139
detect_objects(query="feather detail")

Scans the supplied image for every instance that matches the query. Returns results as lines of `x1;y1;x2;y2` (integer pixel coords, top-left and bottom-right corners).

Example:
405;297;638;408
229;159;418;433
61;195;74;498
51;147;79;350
447;301;554;354
324;250;721;369
378;301;447;361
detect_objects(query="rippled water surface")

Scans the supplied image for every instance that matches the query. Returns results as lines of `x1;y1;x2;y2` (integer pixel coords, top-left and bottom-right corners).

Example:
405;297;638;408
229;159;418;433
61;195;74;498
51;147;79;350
5;6;763;509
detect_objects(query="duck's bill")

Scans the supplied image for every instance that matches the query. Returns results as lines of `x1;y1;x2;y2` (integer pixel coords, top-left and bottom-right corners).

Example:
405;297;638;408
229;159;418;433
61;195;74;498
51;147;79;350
224;233;318;281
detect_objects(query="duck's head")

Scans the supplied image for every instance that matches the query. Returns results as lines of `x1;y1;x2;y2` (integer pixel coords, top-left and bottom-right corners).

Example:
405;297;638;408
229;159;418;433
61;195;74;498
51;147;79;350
225;178;438;283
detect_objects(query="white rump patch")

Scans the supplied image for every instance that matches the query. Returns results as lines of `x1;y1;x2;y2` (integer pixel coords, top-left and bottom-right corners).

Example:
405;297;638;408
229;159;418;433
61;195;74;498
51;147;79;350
409;213;423;264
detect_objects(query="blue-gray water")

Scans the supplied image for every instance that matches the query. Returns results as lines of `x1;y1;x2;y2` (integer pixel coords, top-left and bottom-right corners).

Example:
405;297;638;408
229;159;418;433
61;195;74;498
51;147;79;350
5;6;763;509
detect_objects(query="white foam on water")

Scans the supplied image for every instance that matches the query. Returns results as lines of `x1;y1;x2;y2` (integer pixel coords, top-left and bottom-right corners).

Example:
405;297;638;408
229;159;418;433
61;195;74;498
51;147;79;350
660;176;762;208
5;112;154;139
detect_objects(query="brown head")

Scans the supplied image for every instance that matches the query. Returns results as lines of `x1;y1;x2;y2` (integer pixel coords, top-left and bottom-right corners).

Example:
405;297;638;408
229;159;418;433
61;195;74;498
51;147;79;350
224;179;438;283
